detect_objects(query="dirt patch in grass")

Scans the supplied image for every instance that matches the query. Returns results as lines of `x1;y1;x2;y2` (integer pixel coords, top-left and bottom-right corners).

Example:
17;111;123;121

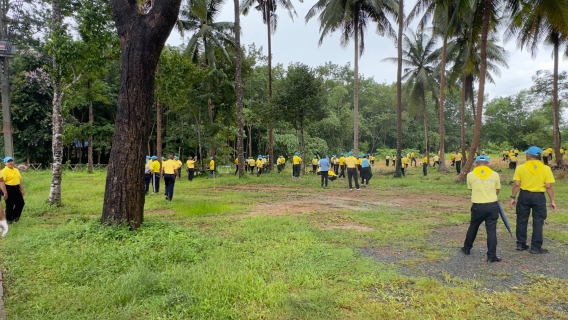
363;224;568;292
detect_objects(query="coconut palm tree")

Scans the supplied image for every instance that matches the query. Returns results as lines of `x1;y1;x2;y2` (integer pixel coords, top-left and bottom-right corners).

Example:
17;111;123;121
240;0;298;171
384;30;438;163
177;0;235;67
395;0;404;178
306;0;398;156
507;0;568;167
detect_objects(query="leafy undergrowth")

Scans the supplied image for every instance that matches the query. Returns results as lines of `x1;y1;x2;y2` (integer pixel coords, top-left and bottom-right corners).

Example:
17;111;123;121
0;163;567;319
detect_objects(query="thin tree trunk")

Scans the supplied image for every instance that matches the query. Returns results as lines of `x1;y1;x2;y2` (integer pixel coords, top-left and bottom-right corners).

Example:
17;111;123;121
235;0;245;177
460;74;467;161
458;0;490;181
394;0;403;177
353;10;359;157
266;5;274;171
156;99;162;163
438;37;447;171
88;84;94;174
422;97;429;161
102;0;181;227
247;125;252;156
552;35;564;167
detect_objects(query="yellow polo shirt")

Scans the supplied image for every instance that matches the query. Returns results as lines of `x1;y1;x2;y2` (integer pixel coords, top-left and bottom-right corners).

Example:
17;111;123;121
509;155;517;162
162;159;177;174
513;160;555;192
186;160;195;169
345;156;357;168
467;166;500;203
280;157;286;164
175;160;182;169
339;156;345;165
423;156;428;164
209;160;215;170
293;156;301;165
248;158;256;166
312;158;318;165
150;160;161;173
1;167;21;186
455;153;462;161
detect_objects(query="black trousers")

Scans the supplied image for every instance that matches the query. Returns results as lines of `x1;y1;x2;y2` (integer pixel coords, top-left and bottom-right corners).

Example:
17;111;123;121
234;165;239;175
293;164;301;177
144;173;152;194
386;160;390;167
164;174;175;201
312;165;317;173
516;190;547;249
347;168;360;189
423;163;428;176
277;164;283;173
339;165;346;178
5;185;24;222
320;171;328;186
411;158;416;167
360;167;372;185
463;202;499;259
257;167;262;177
334;164;339;175
152;173;160;192
456;161;461;174
187;168;194;181
401;167;405;176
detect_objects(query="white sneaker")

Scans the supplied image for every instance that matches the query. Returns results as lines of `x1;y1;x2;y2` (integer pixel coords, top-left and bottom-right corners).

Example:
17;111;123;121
356;188;361;190
0;220;8;237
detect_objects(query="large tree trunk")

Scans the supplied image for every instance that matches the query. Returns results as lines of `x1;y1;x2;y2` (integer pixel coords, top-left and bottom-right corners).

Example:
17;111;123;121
460;74;466;161
353;10;359;157
394;0;403;177
235;0;245;177
88;82;94;174
552;35;564;168
102;0;181;228
438;37;448;171
266;6;274;171
458;0;490;181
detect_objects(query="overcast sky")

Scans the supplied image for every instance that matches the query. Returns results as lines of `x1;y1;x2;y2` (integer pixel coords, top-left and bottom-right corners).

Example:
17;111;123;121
166;0;563;102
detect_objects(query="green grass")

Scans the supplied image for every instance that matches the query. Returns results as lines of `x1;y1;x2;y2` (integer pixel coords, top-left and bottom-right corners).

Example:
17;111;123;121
0;165;567;319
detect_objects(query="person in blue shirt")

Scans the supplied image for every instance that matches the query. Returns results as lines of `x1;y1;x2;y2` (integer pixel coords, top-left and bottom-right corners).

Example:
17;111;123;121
319;155;330;187
360;154;372;186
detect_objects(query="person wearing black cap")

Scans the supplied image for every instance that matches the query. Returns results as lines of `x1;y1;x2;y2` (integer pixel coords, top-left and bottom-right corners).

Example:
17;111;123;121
510;146;557;254
461;155;502;262
1;157;25;223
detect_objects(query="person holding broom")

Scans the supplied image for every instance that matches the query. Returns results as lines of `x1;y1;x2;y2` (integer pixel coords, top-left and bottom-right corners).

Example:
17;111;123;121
461;155;502;262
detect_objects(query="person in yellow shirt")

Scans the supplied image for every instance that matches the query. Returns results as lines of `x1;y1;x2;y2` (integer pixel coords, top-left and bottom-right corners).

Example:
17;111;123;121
454;151;463;174
327;169;338;181
344;151;360;190
233;157;239;175
261;156;268;173
410;152;416;167
370;154;375;166
401;155;409;176
1;157;25;222
422;153;428;176
256;155;264;177
208;156;215;178
461;155;501;262
333;155;340;175
150;155;161;193
357;155;362;172
561;147;565;156
311;155;318;174
391;155;396;167
510;146;557;254
542;148;550;165
386;154;391;167
161;154;178;201
292;152;302;178
432;154;440;168
247;157;256;174
174;156;183;179
509;153;517;170
186;156;196;181
514;148;519;157
339;153;346;178
277;156;284;173
450;152;455;167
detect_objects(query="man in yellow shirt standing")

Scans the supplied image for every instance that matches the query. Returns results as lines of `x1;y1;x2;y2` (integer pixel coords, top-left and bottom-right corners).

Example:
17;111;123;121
292;152;302;178
508;153;517;170
339;153;346;178
454;151;463;174
150;155;161;193
1;157;25;223
208;156;215;178
256;155;264;177
461;155;501;262
432;154;440;168
410;152;416;167
401;155;409;176
186;156;196;181
422;153;428;176
542;148;550;165
344;151;360;190
510;146;557;254
161;154;178;201
311;155;318;174
174;156;183;179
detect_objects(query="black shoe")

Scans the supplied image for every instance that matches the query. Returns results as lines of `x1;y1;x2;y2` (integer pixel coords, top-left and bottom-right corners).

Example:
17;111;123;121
516;244;530;251
460;247;470;255
530;248;549;254
488;256;502;262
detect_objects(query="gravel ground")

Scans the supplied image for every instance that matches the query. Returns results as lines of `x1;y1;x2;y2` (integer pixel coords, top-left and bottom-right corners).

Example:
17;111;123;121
361;224;568;292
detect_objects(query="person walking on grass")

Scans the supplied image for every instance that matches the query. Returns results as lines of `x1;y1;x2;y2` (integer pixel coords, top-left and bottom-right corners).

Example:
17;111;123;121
144;156;152;195
247;156;255;174
292;152;302;178
319;155;330;187
161;154;178;201
345;151;360;190
422;153;428;176
150;155;161;193
312;155;318;174
386;154;391;167
1;157;25;223
186;156;196;181
461;155;502;262
174;156;182;179
360;154;372;186
339;153;346;178
208;156;215;178
256;155;264;177
510;146;557;254
454;151;462;175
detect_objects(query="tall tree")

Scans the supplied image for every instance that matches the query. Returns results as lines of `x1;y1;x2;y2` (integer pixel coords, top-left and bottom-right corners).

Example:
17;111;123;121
507;0;568;167
395;0;404;177
306;0;397;156
241;0;298;171
384;30;438;163
102;0;181;228
234;0;246;177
